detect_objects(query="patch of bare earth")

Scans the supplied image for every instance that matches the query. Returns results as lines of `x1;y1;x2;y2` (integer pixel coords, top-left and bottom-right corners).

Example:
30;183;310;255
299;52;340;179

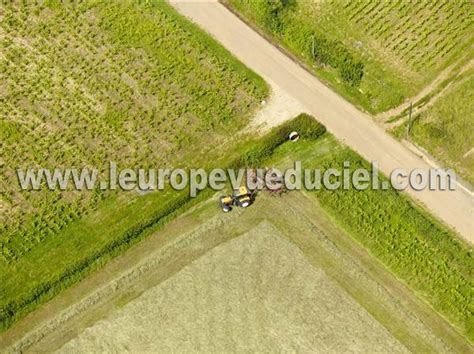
248;80;307;132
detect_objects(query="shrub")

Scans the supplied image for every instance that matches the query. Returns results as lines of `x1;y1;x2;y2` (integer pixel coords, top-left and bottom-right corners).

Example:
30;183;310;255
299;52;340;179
253;0;294;33
231;1;364;87
339;60;364;87
311;34;364;86
238;113;326;167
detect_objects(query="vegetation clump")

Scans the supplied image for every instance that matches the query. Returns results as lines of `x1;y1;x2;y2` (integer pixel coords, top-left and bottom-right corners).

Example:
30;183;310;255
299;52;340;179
237;113;326;167
243;0;364;86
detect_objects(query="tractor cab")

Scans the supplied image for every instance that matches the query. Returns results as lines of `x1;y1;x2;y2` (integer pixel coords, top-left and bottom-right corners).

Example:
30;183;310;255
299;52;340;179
232;186;252;208
219;186;254;212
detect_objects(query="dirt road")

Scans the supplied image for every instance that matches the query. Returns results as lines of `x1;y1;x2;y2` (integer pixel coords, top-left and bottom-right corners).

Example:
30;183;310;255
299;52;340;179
170;0;473;243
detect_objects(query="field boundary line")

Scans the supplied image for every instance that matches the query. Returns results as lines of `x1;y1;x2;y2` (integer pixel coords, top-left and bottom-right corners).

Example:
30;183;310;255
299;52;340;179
383;59;474;129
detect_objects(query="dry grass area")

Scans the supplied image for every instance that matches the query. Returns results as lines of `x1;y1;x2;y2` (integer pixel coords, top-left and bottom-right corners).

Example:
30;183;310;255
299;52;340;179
9;192;463;353
57;221;406;353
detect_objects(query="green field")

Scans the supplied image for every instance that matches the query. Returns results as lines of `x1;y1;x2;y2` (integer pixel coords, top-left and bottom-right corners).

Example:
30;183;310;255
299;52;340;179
394;67;474;185
266;135;473;341
0;1;267;330
1;102;472;344
0;1;267;263
226;0;474;113
0;111;321;332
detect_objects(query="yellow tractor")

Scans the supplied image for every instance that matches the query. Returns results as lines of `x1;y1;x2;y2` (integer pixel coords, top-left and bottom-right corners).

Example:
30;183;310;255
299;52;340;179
219;195;234;213
219;186;254;212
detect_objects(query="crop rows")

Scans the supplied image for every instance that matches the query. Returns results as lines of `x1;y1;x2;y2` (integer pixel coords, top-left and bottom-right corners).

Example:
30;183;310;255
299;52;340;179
309;148;473;339
0;2;265;263
340;0;473;71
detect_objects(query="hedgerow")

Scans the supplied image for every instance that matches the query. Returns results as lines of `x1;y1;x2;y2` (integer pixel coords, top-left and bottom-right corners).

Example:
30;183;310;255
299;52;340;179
310;35;364;87
0;0;268;331
227;0;473;112
237;113;326;167
249;0;292;34
0;189;195;331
